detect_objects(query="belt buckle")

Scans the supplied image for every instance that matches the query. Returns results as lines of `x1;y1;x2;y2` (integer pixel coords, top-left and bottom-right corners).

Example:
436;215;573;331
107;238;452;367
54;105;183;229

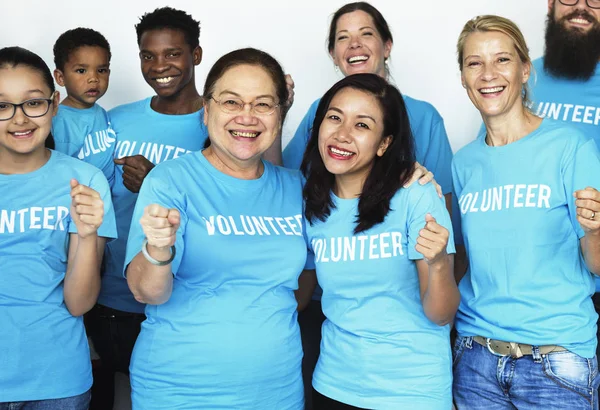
509;342;524;359
485;338;506;357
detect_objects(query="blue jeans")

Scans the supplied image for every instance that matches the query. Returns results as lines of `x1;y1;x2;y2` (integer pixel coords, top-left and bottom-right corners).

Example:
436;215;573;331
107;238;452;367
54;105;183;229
453;336;600;409
0;390;90;410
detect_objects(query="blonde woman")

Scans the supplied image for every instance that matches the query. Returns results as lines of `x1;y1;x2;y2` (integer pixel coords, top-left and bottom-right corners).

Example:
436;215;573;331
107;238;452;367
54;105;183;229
452;15;600;409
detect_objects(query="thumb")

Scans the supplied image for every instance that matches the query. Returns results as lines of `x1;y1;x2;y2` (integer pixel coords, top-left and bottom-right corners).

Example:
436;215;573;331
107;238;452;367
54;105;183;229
147;204;169;218
167;209;181;227
114;157;126;165
425;213;436;223
70;178;79;189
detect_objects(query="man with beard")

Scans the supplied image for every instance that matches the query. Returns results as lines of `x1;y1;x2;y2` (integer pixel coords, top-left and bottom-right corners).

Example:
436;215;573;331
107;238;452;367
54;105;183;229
530;0;600;147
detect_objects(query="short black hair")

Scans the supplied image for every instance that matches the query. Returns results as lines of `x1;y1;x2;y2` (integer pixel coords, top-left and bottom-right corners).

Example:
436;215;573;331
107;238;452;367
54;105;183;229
135;7;200;49
53;28;111;71
302;74;415;234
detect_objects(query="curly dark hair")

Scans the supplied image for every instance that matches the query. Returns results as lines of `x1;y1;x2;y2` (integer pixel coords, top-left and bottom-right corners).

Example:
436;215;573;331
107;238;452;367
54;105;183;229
53;28;111;71
301;73;415;234
135;7;200;49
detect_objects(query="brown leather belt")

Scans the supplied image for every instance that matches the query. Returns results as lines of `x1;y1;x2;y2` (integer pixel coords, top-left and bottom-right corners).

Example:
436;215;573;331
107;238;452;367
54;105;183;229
473;336;567;359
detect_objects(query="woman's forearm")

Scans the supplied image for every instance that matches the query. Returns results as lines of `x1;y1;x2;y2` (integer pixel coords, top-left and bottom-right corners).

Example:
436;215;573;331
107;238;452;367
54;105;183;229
127;246;174;305
582;233;600;276
421;255;460;326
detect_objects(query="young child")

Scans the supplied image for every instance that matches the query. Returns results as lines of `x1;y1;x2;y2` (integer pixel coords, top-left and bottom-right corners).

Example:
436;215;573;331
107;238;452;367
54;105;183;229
51;28;116;185
0;46;116;409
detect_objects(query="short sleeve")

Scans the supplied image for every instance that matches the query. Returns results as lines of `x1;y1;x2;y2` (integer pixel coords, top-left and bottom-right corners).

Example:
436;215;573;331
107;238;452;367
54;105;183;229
283;99;319;169
563;137;600;239
68;170;117;240
406;185;456;260
51;114;83;157
124;168;187;276
420;117;454;195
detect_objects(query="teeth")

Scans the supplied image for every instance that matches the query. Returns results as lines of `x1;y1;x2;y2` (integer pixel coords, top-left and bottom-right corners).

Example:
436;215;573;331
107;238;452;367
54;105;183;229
570;18;590;24
156;77;173;84
231;131;259;138
348;55;369;63
13;131;32;136
330;147;354;156
480;86;505;94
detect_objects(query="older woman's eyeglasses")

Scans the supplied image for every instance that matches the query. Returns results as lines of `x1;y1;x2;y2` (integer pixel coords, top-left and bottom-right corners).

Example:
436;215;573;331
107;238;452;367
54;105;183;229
0;92;56;121
209;96;280;115
558;0;600;9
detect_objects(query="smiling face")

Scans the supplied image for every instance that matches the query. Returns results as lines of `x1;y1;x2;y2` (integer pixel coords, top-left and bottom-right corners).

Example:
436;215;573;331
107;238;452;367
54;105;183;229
203;64;282;169
460;31;530;120
139;28;201;98
330;10;392;78
318;87;390;185
549;0;600;33
54;46;110;109
0;65;58;158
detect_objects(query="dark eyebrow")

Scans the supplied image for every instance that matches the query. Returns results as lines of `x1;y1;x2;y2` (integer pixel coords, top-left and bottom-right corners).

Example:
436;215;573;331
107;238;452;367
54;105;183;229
465;51;515;59
357;114;376;123
327;107;376;123
0;89;46;97
336;26;375;34
219;90;276;100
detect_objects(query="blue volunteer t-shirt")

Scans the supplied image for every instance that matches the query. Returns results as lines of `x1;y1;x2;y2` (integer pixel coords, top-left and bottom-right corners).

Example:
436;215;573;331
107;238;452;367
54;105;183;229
529;59;600;291
51;103;116;186
100;97;208;313
283;96;454;194
125;152;306;410
453;119;600;358
306;184;455;409
530;58;600;148
0;150;116;402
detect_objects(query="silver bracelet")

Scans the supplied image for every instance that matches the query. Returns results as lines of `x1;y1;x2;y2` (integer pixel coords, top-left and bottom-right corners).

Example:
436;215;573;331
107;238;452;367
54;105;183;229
141;238;176;266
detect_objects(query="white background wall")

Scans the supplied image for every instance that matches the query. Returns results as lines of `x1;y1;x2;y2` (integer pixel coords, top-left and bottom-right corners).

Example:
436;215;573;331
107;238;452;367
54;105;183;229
1;0;548;152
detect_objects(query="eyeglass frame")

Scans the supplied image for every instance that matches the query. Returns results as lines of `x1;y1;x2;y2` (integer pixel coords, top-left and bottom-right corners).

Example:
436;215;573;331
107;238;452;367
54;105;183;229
0;91;57;121
208;95;281;116
558;0;600;9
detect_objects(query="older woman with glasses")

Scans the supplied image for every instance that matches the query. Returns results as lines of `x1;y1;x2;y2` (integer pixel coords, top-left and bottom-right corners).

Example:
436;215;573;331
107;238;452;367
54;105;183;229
452;15;600;409
125;48;310;410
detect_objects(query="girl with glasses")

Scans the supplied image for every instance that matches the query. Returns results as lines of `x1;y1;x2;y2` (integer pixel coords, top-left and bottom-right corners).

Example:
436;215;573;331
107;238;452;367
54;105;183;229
0;46;116;410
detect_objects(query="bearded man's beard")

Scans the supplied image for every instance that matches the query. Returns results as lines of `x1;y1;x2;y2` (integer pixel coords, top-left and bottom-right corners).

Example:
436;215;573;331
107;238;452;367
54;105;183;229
544;8;600;80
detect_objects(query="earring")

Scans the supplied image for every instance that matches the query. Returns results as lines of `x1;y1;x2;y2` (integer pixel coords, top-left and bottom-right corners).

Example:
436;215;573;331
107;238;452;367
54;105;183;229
334;65;339;73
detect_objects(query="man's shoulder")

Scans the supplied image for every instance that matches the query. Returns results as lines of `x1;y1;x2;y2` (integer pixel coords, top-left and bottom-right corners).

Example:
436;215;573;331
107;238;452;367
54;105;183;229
109;98;151;119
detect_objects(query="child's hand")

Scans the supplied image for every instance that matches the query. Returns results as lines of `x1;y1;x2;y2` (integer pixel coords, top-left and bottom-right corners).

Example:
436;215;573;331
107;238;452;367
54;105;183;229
140;204;180;250
416;213;449;265
114;155;155;193
70;179;104;239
